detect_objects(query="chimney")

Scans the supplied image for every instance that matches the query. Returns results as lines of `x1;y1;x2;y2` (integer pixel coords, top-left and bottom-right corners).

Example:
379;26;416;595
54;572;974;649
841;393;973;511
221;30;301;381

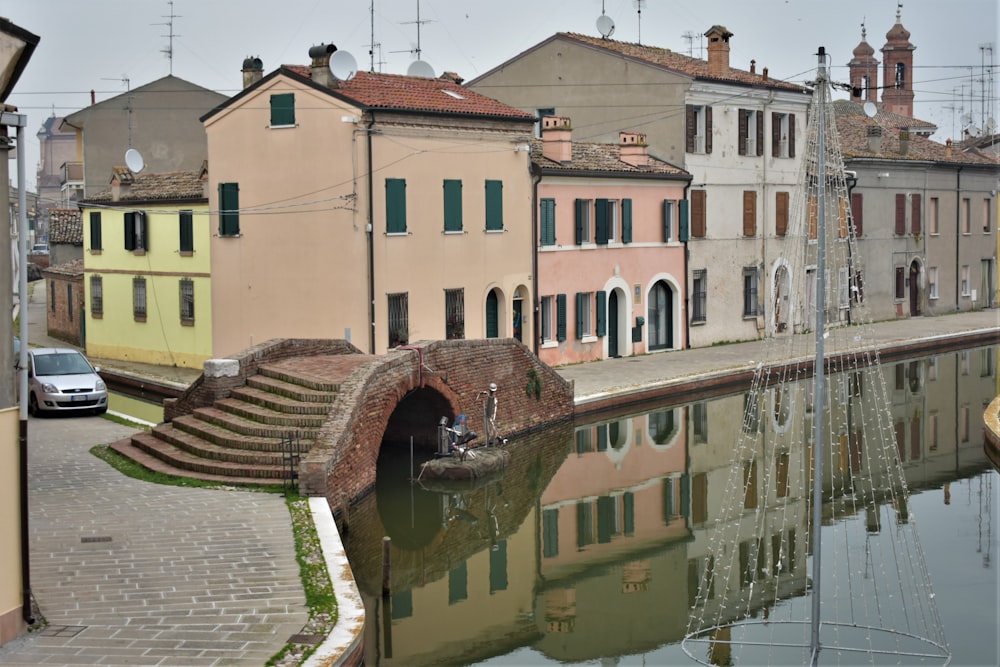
541;116;573;164
705;26;734;77
945;138;953;158
110;166;133;202
242;56;264;89
867;125;882;153
762;67;769;82
619;131;649;167
309;43;337;88
898;129;910;155
749;59;756;75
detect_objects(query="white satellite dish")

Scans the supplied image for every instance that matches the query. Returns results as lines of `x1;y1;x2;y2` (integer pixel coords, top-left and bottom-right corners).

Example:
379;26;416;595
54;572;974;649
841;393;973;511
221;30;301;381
330;50;358;81
863;101;878;118
597;14;615;38
407;59;435;78
125;148;145;173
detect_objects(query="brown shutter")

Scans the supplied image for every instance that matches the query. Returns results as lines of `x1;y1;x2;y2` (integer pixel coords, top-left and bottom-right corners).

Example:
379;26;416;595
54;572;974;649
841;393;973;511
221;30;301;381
776;191;789;236
743;190;757;236
911;193;922;234
772;112;781;157
788;114;796;157
692;190;707;237
705;106;713;154
851;192;863;237
686;105;696;153
756;110;764;156
895;193;906;235
738;109;748;156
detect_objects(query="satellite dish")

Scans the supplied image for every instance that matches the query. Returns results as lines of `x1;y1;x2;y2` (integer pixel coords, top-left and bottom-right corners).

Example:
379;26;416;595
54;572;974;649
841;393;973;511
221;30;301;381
330;50;358;81
597;14;615;38
125;148;145;173
863;101;878;118
407;59;435;78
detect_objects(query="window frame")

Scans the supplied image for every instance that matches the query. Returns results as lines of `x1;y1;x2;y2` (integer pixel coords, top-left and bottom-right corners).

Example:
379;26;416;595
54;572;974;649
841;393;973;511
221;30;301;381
485;180;503;231
575;199;592;244
387;292;409;347
179;278;195;324
179;209;194;254
928;266;939;300
742;267;760;317
445;288;465;339
443;179;463;232
386;178;407;235
90;275;103;319
124;210;148;252
269;92;295;127
540;295;554;343
686;104;712;154
540;198;556;246
133;276;147;322
89;211;102;251
692;269;707;323
219;182;240;236
575;291;594;340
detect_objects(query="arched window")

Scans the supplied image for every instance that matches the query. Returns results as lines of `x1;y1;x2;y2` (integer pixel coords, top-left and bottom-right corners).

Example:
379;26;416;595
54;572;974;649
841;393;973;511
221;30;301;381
895;62;905;89
647;281;673;350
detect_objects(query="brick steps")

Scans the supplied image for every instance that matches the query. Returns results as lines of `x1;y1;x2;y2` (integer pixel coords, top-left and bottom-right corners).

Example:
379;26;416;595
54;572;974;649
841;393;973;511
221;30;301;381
110;437;287;486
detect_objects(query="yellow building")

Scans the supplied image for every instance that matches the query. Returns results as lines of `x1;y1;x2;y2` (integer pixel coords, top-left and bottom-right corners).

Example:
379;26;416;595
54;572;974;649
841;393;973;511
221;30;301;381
81;165;212;369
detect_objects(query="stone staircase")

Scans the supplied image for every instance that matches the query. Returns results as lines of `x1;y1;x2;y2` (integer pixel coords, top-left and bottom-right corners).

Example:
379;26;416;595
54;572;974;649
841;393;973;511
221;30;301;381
111;355;368;486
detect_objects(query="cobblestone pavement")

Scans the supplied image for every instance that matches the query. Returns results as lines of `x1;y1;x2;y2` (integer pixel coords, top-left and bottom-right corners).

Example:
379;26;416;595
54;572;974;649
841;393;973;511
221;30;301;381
0;415;307;666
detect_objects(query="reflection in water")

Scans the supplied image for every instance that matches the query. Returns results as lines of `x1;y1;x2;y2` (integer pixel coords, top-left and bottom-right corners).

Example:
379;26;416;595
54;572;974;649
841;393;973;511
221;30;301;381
341;346;998;667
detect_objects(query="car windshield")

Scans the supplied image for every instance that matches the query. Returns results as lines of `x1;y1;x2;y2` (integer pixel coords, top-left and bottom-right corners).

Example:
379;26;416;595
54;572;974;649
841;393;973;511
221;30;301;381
33;352;93;376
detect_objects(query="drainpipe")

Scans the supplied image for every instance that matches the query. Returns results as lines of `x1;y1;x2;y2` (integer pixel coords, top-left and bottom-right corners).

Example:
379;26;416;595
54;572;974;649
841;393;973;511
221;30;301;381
683;179;692;349
530;162;542;356
955;166;963;310
367;113;376;353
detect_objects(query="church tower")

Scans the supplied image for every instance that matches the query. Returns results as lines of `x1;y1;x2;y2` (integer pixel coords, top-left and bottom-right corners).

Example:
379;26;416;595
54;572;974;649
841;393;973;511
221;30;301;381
848;22;879;103
880;3;915;117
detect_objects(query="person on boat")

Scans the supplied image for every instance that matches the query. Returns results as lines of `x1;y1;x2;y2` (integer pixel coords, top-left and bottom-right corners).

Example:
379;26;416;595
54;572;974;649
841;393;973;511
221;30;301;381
448;414;476;453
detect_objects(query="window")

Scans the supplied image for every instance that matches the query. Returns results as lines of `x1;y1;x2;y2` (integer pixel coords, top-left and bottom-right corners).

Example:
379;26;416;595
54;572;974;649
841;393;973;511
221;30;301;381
663;199;675;241
540;295;554;342
575;292;593;339
648;281;673;350
540;198;556;246
894;266;905;300
443;179;463;232
961;265;970;296
738;109;762;156
124;211;148;251
771;112;795;158
621;198;632;243
692;269;707;323
984;198;992;233
928;267;938;299
90;276;103;318
445;288;464;339
133;276;147;321
894;62;905;88
556;293;567;342
910;193;921;235
270;92;295;126
485;180;503;231
179;210;194;253
89;211;102;251
894;194;906;235
574;199;592;244
775;192;789;236
851;192;863;237
961;198;970;234
686;104;712;154
219;182;240;236
180;279;194;324
691;190;707;238
742;267;759;317
929;197;939;234
386;178;407;234
594;199;617;244
387;292;408;347
742;191;757;236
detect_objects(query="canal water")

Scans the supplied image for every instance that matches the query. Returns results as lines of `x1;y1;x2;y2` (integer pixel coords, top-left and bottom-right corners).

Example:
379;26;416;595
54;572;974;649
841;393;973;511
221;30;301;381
345;345;999;667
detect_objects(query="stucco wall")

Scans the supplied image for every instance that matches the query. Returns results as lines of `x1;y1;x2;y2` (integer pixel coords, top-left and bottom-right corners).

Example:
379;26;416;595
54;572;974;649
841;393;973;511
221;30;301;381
0;407;25;646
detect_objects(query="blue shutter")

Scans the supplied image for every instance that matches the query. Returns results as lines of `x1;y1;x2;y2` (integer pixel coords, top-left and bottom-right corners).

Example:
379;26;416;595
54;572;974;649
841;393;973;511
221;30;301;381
679;199;690;242
443;179;462;231
540;198;555;245
575;199;586;244
386;178;407;233
622;199;632;243
575;292;584;339
485;180;503;231
595;199;609;244
596;290;607;336
556;294;567;341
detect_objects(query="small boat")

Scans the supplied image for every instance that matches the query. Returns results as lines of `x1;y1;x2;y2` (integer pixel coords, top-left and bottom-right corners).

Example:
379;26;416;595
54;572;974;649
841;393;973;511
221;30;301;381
417;446;510;482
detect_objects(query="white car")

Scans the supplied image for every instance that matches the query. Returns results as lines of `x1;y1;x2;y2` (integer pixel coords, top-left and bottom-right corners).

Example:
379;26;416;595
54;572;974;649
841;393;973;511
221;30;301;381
27;348;108;416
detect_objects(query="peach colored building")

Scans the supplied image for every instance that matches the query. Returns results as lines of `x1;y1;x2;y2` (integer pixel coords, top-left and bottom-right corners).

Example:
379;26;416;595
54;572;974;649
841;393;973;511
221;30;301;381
533;117;691;366
201;51;536;357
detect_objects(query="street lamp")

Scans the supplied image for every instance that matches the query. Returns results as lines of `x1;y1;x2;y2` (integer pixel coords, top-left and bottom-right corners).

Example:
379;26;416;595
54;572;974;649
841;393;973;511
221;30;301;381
0;15;40;633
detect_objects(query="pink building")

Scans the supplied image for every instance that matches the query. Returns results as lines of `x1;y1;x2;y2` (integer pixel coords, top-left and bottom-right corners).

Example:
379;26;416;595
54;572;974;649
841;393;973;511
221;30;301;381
533;117;691;366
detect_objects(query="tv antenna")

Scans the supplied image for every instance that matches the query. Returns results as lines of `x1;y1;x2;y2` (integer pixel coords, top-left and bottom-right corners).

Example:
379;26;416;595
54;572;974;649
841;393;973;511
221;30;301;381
102;75;134;147
681;30;703;58
152;0;181;75
634;0;646;45
393;0;435;77
367;0;385;72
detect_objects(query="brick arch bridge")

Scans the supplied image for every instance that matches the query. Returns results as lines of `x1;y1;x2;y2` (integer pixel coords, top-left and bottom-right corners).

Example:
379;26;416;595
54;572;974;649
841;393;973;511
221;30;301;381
299;338;575;516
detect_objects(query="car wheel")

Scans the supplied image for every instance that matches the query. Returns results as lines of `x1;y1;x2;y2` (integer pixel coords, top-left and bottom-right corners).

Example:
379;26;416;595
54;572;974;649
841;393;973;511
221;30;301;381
28;393;41;417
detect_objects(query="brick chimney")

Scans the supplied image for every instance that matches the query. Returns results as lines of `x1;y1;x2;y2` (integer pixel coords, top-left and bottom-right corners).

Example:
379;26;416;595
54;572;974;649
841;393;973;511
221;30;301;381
867;125;883;153
242;56;263;89
945;138;953;158
309;43;337;88
619;131;649;167
110;166;133;202
541;116;573;164
705;26;734;77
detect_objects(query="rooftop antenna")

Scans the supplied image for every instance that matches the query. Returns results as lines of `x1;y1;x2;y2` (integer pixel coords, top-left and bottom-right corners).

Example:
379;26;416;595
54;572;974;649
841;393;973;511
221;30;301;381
367;0;384;72
395;0;435;77
634;0;646;45
102;75;133;147
596;0;615;39
152;0;181;75
681;30;703;58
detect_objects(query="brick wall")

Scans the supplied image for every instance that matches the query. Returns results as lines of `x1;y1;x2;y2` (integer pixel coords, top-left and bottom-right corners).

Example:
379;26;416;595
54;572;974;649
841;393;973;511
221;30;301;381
40;271;83;346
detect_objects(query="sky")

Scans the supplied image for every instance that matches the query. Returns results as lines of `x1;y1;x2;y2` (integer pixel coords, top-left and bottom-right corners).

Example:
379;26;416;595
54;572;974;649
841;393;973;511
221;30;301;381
5;0;998;191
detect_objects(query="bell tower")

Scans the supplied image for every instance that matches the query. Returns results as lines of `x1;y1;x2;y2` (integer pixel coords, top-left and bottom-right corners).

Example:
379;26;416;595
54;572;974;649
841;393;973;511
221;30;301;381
848;21;879;103
881;2;915;117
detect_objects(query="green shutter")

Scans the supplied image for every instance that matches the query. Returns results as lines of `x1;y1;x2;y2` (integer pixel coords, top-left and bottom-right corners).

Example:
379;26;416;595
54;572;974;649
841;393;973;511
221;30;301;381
179;211;193;252
556;294;567;342
679;199;690;242
386;178;407;233
595;199;609;244
486;291;499;338
140;212;149;251
124;212;135;250
270;93;295;126
575;292;585;339
443;179;463;231
622;199;632;243
574;199;586;244
89;211;102;250
596;290;607;336
663;200;673;241
540;198;555;245
485;180;503;231
219;183;240;236
623;491;635;535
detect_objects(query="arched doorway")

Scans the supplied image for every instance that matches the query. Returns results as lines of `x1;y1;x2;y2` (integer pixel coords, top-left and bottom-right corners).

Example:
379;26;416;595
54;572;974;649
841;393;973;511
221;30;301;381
608;290;620;358
486;289;500;338
512;288;524;343
647;280;674;351
908;260;920;316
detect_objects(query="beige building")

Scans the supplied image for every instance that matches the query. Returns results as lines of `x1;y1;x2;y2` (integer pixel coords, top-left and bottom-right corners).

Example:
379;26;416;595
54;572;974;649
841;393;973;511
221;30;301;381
202;52;536;356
